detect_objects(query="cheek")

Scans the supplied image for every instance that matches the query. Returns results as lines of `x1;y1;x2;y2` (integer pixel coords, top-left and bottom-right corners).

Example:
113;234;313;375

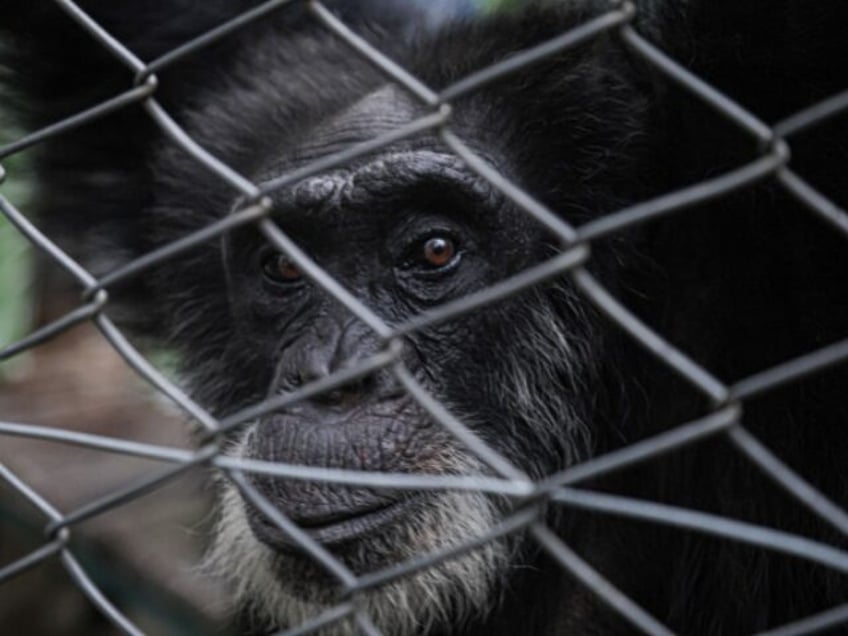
395;255;491;307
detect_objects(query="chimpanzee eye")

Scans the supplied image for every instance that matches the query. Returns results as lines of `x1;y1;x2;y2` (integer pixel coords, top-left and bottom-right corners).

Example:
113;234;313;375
261;251;303;284
403;234;461;273
422;236;456;268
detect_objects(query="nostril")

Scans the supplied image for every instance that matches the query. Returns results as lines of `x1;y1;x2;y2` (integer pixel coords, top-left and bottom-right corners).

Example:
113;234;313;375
309;374;377;407
297;368;326;387
281;371;306;391
313;388;346;406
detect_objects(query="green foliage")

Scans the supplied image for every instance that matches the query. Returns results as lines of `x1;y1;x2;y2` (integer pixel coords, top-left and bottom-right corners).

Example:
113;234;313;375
476;0;524;13
0;133;34;376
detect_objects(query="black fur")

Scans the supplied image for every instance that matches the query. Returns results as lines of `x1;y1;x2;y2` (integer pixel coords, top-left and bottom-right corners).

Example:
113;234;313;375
2;1;847;634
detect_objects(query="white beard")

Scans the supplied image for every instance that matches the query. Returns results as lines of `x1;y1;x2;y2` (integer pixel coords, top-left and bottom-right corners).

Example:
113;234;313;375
204;433;511;635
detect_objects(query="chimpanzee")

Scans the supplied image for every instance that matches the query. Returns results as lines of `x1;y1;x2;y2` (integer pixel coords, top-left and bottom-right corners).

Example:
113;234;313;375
2;1;847;634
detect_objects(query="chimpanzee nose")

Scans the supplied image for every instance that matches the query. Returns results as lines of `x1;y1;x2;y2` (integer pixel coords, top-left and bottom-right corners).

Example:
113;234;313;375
277;313;387;406
295;365;376;407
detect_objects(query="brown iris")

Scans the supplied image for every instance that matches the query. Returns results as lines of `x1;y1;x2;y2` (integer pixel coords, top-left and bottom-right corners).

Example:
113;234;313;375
422;236;456;268
262;253;303;283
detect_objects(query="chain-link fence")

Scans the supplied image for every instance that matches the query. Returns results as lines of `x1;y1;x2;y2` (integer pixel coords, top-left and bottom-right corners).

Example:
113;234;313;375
1;0;847;634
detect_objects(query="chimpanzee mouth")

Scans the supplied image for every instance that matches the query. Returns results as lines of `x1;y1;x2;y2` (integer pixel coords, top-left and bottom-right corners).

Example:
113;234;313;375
246;493;426;551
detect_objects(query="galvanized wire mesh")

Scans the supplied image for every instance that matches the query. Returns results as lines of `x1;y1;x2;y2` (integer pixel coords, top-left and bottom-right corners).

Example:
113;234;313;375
1;0;848;634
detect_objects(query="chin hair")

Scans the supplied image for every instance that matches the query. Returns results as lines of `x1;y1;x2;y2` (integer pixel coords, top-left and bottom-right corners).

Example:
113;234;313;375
204;435;511;635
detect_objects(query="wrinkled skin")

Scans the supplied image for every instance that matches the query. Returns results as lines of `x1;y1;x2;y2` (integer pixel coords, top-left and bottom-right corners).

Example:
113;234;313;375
2;1;848;634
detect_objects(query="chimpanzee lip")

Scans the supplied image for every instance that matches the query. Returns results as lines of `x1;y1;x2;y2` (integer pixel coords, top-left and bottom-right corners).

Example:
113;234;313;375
248;493;425;551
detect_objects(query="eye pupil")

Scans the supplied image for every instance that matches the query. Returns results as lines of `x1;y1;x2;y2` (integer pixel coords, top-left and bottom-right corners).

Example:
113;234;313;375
423;237;455;267
262;252;302;283
278;260;301;280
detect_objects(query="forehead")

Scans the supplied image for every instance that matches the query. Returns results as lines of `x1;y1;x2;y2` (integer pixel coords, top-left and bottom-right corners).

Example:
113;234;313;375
260;85;473;210
290;84;423;166
256;83;541;241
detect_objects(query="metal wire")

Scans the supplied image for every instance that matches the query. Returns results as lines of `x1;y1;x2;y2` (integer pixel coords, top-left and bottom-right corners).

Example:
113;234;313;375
1;0;847;634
